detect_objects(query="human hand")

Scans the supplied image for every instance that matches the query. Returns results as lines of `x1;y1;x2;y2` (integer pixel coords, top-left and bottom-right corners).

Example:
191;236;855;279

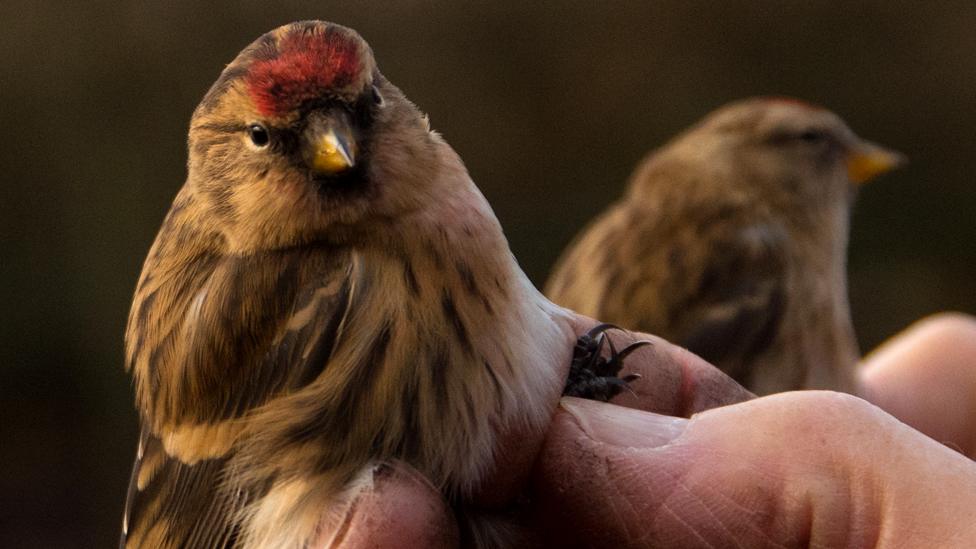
531;312;976;547
311;314;755;547
317;313;976;547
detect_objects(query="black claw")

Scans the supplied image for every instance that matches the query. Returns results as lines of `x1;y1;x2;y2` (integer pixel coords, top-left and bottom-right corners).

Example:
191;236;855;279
563;325;652;402
617;340;653;360
583;322;620;340
601;339;653;377
585;333;607;370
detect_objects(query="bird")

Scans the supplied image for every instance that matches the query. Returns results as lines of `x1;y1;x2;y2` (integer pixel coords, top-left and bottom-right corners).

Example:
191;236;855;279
119;21;635;548
545;97;904;395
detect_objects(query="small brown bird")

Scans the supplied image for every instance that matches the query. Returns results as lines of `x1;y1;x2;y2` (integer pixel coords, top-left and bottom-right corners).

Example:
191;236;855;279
546;98;903;395
120;21;632;548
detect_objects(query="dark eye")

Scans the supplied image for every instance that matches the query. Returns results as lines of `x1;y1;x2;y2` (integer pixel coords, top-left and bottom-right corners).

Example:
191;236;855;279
370;85;384;107
247;123;270;147
797;130;827;144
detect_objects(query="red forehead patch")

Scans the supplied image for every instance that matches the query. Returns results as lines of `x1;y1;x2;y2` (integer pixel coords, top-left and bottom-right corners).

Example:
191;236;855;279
246;29;362;117
760;96;824;111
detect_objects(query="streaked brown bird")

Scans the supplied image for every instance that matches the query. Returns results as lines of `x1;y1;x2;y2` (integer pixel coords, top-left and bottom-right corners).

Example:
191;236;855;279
120;21;632;548
546;98;904;395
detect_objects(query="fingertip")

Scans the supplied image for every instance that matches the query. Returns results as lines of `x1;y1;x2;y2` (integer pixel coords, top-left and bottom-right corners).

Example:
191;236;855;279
861;311;976;379
610;333;754;416
858;312;976;456
323;463;458;549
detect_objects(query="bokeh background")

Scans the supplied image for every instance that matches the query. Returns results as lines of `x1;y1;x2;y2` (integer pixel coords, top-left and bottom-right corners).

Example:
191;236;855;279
3;2;974;546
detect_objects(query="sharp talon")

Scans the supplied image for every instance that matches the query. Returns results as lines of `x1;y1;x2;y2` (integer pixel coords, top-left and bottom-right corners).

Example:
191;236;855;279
584;322;619;340
606;332;619;357
565;324;645;401
606;376;638;399
617;339;653;360
585;333;608;370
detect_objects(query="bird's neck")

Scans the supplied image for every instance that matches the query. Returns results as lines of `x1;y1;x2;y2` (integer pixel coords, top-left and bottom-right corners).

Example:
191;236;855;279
789;203;859;391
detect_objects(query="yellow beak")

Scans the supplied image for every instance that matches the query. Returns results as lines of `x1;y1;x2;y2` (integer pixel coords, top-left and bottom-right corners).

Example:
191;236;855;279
311;128;356;175
846;142;905;184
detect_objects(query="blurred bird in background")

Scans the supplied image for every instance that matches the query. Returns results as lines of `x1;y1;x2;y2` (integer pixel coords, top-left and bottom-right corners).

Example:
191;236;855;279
120;20;632;549
546;98;904;395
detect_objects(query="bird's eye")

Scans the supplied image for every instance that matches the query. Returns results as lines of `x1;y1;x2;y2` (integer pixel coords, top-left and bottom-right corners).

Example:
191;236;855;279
370;85;384;107
247;124;270;147
797;130;827;144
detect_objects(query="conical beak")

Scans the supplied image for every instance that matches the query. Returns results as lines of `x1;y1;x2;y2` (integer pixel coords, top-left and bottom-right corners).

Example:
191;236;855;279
846;141;905;184
304;115;357;176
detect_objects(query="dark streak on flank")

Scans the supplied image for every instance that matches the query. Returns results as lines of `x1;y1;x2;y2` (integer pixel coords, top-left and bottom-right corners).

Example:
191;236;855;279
396;384;421;460
479;294;494;316
484;361;503;401
429;347;450;414
403;261;420;296
456;261;478;296
493;276;506;299
441;292;472;356
426;244;445;271
501;352;515;375
462;388;478;426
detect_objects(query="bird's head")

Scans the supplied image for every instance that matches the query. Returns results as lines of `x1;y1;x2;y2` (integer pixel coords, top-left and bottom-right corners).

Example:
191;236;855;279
687;97;904;210
185;21;437;254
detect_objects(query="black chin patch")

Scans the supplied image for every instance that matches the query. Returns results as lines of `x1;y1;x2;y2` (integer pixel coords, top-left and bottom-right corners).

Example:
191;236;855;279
311;164;369;198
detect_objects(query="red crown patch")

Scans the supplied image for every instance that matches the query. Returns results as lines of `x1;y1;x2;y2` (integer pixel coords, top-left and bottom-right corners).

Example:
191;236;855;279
246;28;361;117
760;96;824;111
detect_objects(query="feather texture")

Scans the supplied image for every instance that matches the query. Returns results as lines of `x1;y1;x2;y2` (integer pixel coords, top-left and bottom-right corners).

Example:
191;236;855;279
121;21;570;548
546;98;902;394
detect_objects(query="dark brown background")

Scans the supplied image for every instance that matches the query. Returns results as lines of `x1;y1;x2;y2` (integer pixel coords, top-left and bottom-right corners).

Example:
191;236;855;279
3;2;974;546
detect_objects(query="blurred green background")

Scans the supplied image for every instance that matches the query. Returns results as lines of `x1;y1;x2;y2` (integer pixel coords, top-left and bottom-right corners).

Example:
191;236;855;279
3;2;974;546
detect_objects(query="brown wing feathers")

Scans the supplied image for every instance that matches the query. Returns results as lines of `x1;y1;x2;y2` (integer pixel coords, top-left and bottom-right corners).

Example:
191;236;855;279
122;246;354;548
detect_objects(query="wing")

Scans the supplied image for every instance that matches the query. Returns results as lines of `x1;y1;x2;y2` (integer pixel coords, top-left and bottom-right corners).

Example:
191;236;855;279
122;246;354;548
664;222;788;383
121;427;242;548
546;150;789;385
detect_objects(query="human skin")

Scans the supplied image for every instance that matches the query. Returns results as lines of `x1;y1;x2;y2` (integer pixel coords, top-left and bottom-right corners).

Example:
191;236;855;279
319;312;976;547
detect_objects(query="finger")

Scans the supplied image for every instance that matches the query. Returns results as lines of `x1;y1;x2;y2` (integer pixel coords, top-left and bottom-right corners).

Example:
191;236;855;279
471;313;753;507
859;312;976;457
532;394;976;547
569;314;754;416
314;462;458;549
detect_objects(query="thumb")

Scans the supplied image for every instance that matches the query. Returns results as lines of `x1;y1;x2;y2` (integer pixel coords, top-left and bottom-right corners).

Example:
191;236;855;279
312;462;458;548
532;394;976;548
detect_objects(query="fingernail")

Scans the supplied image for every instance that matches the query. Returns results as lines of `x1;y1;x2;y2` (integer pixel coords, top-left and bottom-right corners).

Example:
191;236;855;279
561;397;688;448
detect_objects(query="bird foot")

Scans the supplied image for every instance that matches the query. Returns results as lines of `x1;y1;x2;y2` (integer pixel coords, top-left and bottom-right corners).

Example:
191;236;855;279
563;323;650;401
